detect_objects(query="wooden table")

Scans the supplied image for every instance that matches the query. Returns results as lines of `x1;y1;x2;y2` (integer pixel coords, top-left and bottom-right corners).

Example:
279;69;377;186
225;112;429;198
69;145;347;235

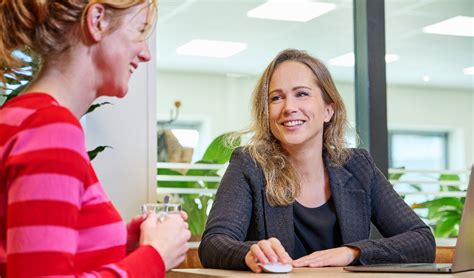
167;267;474;277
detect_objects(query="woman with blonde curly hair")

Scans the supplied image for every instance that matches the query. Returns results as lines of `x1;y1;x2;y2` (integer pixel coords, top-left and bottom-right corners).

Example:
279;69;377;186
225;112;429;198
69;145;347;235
0;0;190;276
199;49;435;272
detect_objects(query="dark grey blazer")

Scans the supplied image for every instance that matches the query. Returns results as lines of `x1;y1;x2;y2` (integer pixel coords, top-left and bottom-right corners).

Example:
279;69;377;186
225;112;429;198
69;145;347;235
198;148;436;270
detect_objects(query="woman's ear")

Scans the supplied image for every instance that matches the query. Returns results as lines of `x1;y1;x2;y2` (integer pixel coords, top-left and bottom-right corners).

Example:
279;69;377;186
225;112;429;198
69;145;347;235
324;103;335;123
85;3;109;42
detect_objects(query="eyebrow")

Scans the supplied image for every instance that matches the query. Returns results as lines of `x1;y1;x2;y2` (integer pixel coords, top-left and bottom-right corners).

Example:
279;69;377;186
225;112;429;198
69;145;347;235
269;86;312;95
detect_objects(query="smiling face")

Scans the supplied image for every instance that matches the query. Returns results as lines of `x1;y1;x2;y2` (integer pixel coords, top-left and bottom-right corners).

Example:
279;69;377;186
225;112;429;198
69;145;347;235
93;3;152;98
268;61;334;151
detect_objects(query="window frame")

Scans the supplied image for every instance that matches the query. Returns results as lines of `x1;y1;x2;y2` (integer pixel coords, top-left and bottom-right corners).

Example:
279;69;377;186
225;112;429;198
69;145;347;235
388;130;449;170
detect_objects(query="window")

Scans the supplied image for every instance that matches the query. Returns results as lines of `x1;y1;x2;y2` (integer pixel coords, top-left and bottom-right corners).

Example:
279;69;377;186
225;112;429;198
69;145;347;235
388;130;450;208
157;122;202;163
389;131;448;170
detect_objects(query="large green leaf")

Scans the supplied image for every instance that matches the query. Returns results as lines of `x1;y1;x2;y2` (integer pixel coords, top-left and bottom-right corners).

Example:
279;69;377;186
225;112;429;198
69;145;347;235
4;76;22;85
186;162;220;189
157;168;193;188
202;133;240;164
434;215;460;238
439;174;460;181
180;194;214;236
85;101;112;115
439;174;461;192
388;167;404;181
87;145;111;161
156;133;239;237
415;197;464;210
4;83;26;103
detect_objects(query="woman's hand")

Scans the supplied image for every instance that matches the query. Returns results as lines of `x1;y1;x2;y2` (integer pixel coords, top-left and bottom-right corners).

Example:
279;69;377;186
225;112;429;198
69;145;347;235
126;214;146;253
127;211;188;255
139;211;191;271
293;246;360;268
244;237;293;273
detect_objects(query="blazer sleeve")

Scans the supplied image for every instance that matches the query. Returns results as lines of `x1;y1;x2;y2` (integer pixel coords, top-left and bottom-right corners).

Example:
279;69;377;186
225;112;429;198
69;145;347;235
344;149;436;264
198;149;258;270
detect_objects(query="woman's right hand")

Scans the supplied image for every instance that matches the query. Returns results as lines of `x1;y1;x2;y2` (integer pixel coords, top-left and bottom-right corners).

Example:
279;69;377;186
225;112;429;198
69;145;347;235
244;237;293;273
139;212;191;271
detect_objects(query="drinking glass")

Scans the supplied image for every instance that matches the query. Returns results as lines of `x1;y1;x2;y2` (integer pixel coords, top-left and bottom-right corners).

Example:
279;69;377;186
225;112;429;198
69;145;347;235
140;203;181;222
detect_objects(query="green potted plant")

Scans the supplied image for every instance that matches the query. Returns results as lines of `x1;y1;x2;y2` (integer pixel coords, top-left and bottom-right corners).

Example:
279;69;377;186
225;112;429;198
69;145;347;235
412;174;465;238
157;133;240;238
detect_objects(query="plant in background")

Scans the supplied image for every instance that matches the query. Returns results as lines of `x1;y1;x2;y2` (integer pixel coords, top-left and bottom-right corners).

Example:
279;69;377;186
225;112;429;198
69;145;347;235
1;50;39;104
157;133;240;237
1;51;110;161
412;174;465;238
389;168;465;238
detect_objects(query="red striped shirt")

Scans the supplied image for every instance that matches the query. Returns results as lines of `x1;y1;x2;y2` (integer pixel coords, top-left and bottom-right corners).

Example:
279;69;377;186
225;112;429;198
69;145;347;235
0;93;165;277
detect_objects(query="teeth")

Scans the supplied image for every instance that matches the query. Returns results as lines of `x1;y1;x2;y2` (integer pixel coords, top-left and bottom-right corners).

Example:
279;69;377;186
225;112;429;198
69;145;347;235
283;120;304;127
129;65;135;74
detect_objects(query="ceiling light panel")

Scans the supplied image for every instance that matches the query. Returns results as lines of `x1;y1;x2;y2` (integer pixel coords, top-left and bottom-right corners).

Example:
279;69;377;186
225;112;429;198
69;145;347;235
422;16;474;37
176;40;247;58
329;53;399;67
463;66;474;75
247;0;336;22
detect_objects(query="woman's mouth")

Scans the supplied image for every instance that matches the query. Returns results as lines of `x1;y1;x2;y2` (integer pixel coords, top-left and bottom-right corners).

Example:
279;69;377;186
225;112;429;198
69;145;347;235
282;120;305;127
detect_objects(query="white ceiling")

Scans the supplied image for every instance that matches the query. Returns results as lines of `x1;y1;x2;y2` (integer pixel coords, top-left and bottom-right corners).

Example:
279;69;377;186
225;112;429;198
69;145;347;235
155;0;474;90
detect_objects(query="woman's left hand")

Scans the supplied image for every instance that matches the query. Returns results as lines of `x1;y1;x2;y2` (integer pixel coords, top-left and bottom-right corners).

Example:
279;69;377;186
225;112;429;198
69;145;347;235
293;246;360;268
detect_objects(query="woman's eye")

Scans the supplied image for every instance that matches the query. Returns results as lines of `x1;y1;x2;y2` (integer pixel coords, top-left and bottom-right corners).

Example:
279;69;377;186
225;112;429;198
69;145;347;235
296;91;309;97
270;95;282;102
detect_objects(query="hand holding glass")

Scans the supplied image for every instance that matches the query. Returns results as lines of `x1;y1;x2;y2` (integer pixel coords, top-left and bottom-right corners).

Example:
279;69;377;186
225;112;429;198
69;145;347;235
140;203;181;222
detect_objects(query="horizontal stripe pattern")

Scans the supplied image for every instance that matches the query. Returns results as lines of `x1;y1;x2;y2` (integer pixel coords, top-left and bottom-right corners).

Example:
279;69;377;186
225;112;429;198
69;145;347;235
82;272;100;278
0;106;36;126
5;149;89;186
82;182;109;205
78;222;127;253
8;173;84;207
78;202;122;229
0;93;162;276
7;226;78;254
102;263;128;278
7;251;75;276
9;123;88;161
8;200;78;228
75;245;125;271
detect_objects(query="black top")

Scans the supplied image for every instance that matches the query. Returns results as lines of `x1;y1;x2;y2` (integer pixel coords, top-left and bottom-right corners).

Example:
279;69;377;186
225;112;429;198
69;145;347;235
293;197;342;259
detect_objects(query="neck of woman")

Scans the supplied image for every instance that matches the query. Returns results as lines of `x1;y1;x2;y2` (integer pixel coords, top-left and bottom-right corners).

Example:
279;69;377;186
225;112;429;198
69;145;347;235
22;55;98;119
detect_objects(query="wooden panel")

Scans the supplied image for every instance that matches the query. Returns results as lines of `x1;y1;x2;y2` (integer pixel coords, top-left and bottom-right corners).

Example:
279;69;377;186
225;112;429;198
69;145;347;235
435;246;455;263
177;248;203;269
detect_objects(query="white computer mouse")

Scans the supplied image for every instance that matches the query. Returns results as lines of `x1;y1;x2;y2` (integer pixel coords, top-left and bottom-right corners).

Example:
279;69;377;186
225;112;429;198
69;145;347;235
258;262;293;273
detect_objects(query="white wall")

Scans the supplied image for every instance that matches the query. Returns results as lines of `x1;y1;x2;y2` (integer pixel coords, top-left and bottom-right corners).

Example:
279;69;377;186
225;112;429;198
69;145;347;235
157;70;473;169
386;85;473;170
84;38;157;221
156;71;256;159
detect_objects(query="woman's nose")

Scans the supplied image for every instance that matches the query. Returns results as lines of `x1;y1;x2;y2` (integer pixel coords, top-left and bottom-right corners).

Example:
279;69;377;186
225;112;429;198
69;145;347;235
138;41;151;62
283;98;297;115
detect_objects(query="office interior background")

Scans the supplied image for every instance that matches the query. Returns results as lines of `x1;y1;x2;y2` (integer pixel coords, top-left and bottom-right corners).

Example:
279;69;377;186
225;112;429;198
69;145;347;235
2;1;473;265
151;0;473;239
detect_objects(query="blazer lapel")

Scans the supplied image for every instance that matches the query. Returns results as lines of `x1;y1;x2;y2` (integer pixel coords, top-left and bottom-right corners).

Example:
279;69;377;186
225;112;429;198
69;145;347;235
262;189;295;257
325;155;371;244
